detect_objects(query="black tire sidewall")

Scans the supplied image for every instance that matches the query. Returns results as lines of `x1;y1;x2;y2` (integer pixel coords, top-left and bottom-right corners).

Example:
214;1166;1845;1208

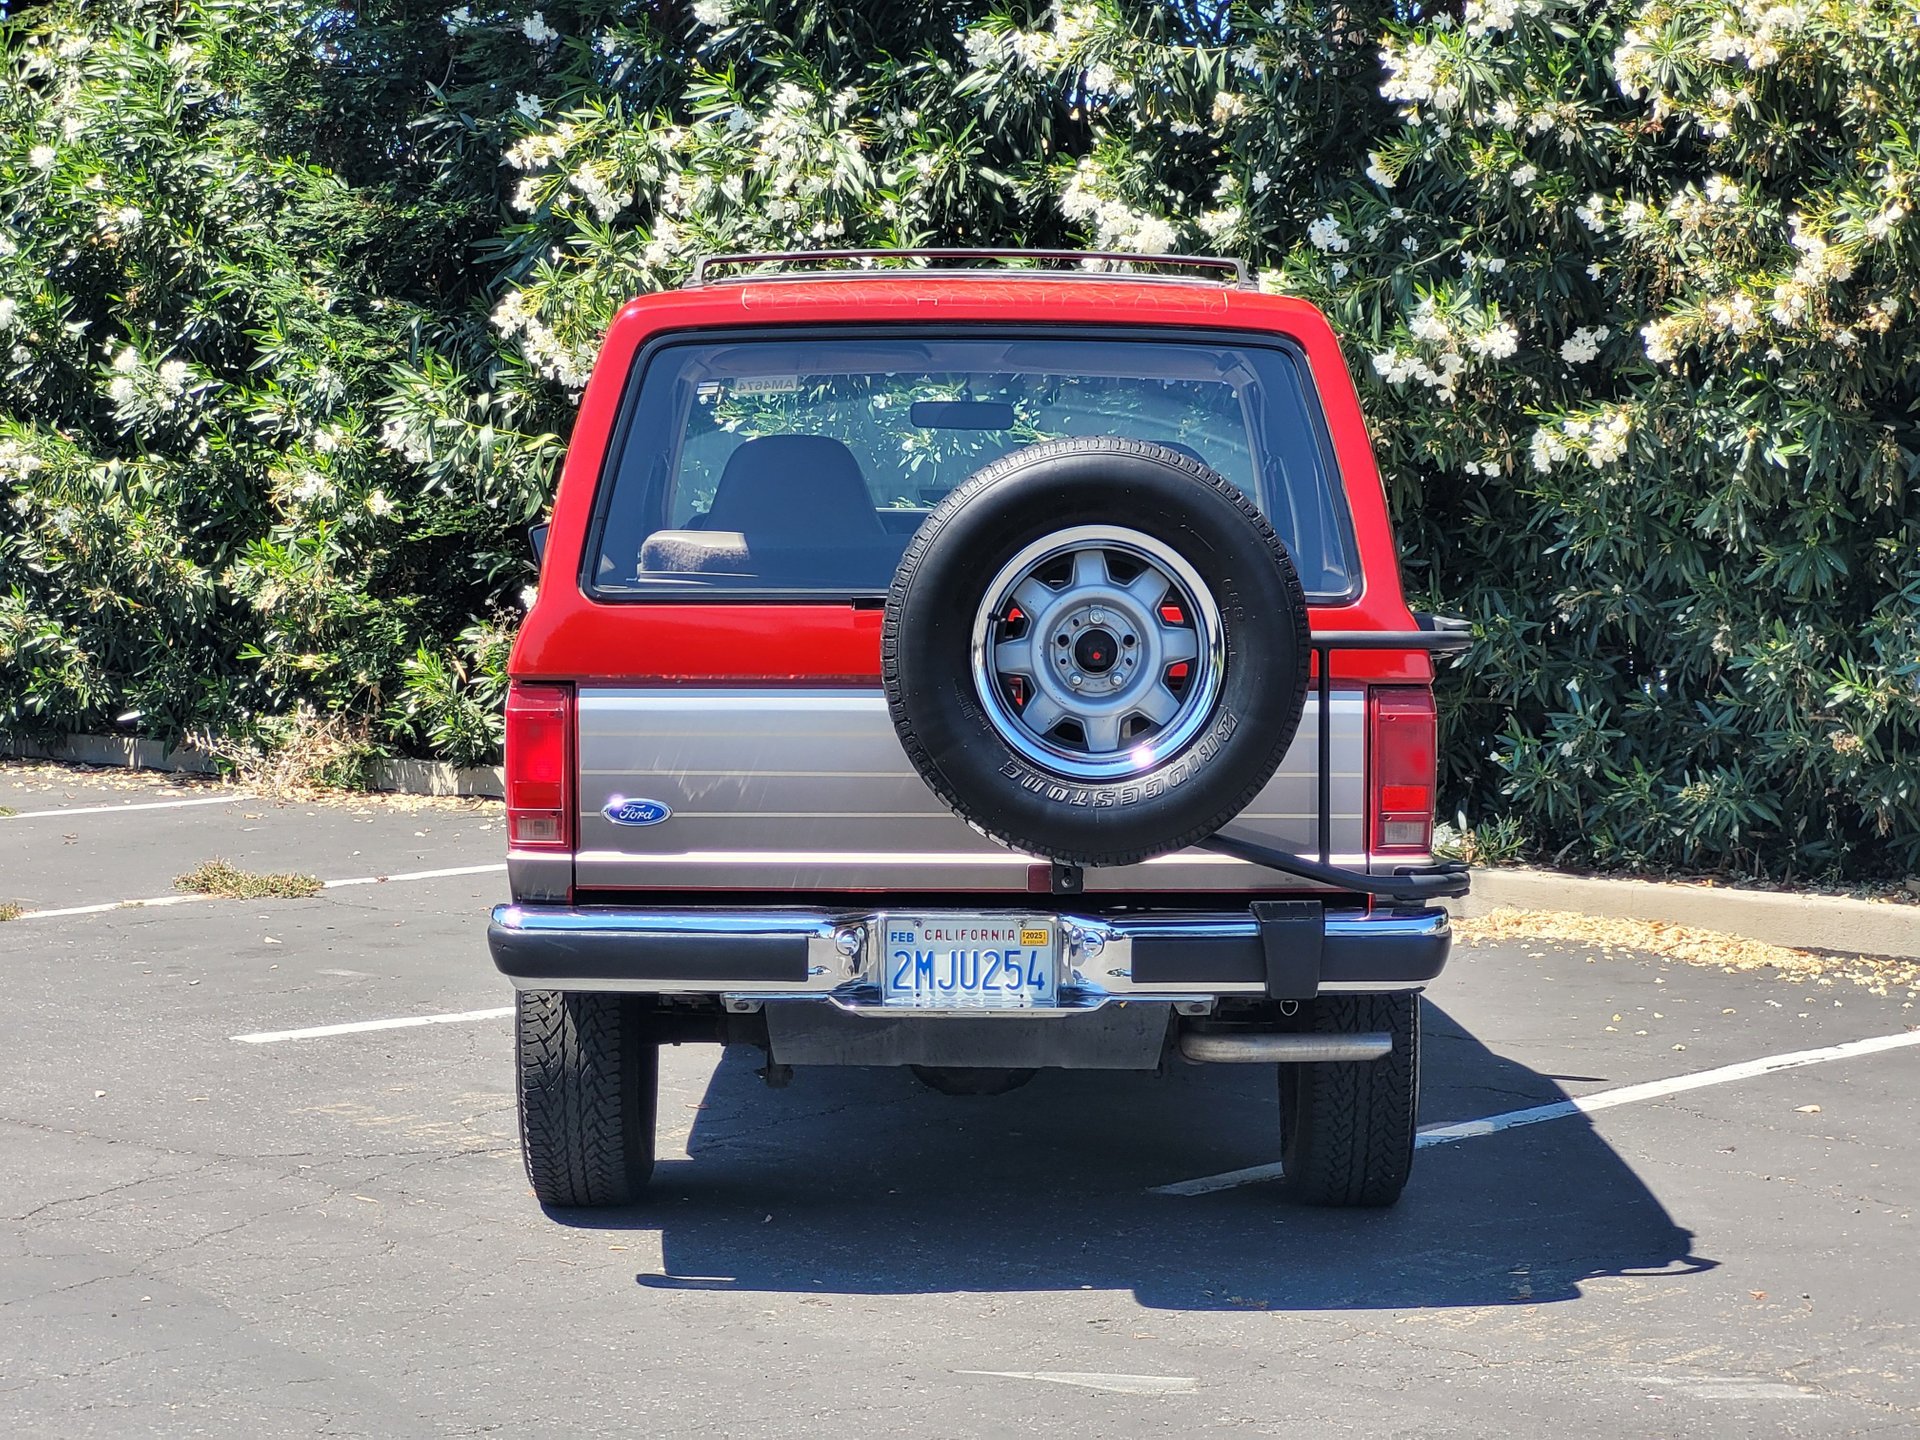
884;439;1310;867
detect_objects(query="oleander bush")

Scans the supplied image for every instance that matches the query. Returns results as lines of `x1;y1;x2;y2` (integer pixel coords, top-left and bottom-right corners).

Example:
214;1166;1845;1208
1;0;1915;876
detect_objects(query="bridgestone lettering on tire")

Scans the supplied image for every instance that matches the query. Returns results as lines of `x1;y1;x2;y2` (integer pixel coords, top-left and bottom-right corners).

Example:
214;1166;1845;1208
883;437;1311;866
516;990;658;1207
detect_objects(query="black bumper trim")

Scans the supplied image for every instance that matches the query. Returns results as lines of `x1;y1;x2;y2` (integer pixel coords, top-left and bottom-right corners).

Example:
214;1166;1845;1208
488;919;809;987
1129;907;1449;990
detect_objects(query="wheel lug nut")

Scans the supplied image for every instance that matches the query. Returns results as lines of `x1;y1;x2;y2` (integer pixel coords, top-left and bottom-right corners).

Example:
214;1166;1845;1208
1090;609;1104;624
1069;674;1083;687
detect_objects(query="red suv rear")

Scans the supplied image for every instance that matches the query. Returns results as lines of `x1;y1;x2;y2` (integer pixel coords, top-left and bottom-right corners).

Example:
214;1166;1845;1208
490;251;1469;1211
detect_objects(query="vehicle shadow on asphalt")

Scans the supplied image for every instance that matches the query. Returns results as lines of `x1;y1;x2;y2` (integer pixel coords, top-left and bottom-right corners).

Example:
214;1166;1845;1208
553;1000;1717;1310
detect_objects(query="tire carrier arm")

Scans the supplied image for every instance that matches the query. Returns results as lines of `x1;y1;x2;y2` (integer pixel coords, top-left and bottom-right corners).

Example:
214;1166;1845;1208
1202;624;1474;905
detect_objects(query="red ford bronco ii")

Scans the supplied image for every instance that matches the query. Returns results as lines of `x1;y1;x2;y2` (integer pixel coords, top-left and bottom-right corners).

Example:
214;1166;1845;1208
491;250;1469;1211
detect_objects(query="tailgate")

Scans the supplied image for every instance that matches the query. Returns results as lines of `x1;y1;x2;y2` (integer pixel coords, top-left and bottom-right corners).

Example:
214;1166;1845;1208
572;687;1367;894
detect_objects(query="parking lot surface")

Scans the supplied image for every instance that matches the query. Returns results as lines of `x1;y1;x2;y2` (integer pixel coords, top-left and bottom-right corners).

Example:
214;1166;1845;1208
2;763;1917;1438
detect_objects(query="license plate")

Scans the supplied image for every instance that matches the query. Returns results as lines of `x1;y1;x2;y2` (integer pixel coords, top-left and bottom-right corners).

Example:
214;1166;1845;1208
880;915;1058;1008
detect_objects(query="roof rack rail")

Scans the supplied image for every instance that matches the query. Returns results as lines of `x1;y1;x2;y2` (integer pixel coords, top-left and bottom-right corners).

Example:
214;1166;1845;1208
687;248;1252;288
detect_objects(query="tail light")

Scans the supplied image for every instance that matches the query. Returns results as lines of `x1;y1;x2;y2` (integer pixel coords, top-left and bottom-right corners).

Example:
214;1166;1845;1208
505;682;573;848
1370;686;1436;854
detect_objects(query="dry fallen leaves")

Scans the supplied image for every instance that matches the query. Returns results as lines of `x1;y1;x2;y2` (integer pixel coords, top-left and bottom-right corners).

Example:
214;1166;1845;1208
1456;906;1920;999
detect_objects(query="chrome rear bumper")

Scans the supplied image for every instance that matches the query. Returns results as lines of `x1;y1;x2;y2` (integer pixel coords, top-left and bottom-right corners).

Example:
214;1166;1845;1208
487;902;1450;1003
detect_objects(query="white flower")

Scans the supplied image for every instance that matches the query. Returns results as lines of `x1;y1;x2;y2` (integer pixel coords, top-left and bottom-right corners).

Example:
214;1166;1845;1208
1559;326;1609;364
112;347;140;373
1706;292;1759;334
0;298;15;330
1306;215;1349;253
1463;0;1543;36
515;92;545;121
1365;152;1395;189
1865;205;1906;242
692;0;733;23
443;6;474;33
157;359;190;393
1329;261;1349;280
521;585;540;609
1492;98;1521;128
522;11;559;44
1250;169;1271;194
1641;318;1681;365
367;490;396;518
1409;300;1451;343
108;376;137;405
114;206;143;232
29;144;56;171
1484;257;1507;274
1380;39;1464;114
1574;195;1607;233
1469;321;1519;359
1510;163;1537;188
1704;174;1739;204
1587;262;1602;280
1529;427;1569;472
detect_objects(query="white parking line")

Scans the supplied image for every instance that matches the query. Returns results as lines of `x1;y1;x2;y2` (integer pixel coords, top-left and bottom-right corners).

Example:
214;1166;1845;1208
232;1007;514;1044
7;863;507;922
322;863;506;889
1620;1376;1818;1401
1151;1027;1920;1196
2;795;248;820
18;894;214;921
956;1372;1198;1397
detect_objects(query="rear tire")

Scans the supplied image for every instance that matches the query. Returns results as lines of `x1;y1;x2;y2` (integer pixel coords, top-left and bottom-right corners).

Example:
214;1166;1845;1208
1276;993;1419;1208
516;990;658;1207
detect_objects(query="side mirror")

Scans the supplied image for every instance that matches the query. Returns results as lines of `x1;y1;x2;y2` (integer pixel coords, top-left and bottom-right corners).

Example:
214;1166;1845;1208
528;522;550;565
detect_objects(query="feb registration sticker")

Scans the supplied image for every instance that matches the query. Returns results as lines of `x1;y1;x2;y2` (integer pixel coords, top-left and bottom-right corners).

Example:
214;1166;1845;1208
882;916;1058;1009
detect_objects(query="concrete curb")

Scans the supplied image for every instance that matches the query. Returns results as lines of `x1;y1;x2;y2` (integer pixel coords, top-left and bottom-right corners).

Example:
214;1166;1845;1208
1;733;504;800
1457;866;1919;963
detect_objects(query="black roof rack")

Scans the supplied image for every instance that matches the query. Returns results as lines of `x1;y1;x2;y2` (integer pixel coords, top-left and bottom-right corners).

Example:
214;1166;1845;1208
687;248;1252;288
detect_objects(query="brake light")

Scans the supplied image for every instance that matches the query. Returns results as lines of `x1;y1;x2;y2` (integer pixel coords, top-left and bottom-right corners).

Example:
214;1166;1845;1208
1370;687;1436;854
505;682;573;848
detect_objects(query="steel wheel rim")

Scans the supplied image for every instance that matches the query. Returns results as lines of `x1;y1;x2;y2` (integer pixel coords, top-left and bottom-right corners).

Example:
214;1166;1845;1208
969;524;1226;782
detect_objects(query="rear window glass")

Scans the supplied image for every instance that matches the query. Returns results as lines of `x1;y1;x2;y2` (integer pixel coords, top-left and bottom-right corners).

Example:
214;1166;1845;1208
589;333;1356;600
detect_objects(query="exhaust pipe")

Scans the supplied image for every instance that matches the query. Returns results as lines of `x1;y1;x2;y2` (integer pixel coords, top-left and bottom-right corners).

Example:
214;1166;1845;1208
1178;1030;1393;1064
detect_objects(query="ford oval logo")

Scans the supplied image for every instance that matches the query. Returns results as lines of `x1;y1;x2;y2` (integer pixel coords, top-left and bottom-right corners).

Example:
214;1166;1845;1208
603;797;672;827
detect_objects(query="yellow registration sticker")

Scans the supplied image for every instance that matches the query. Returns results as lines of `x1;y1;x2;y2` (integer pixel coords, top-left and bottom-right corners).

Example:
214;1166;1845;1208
1020;926;1051;947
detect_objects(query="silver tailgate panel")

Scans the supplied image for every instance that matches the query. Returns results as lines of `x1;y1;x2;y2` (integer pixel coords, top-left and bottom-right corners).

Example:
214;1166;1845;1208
574;688;1368;893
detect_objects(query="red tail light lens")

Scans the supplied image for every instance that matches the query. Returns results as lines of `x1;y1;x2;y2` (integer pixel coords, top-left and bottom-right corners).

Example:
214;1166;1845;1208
505;682;573;848
1370;686;1436;854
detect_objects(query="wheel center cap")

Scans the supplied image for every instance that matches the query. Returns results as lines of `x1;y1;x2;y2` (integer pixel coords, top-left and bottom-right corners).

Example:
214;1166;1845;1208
1073;628;1119;674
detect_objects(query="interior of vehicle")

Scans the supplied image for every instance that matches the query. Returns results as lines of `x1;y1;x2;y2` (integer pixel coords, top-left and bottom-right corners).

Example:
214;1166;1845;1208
592;334;1358;600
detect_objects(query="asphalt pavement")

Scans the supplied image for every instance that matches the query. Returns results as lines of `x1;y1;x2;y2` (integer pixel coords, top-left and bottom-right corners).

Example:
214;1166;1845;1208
1;763;1916;1438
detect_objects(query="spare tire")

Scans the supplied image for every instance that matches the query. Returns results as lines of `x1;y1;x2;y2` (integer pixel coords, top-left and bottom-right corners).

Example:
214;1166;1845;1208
882;437;1311;867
